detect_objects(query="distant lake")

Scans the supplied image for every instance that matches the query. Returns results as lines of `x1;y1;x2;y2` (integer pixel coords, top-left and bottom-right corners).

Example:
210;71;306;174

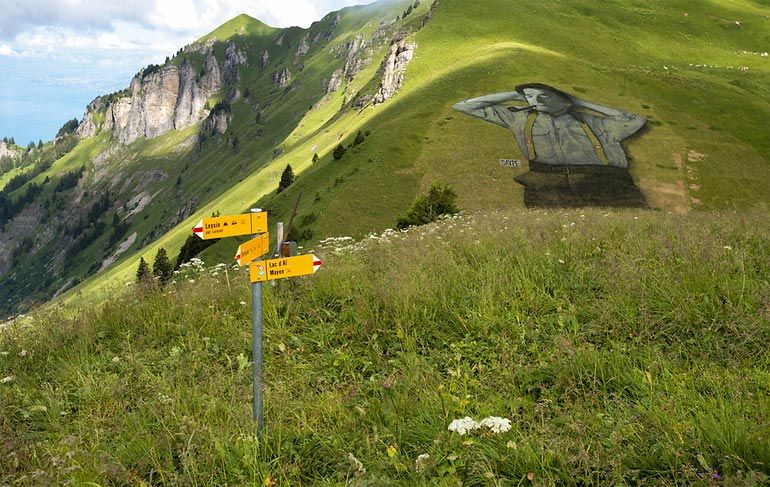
0;57;136;146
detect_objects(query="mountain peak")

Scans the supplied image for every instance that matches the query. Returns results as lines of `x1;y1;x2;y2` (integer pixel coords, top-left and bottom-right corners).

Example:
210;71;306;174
198;13;278;43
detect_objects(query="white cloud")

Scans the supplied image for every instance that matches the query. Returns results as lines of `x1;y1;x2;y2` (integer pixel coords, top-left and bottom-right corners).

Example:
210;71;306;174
1;0;379;63
0;44;20;57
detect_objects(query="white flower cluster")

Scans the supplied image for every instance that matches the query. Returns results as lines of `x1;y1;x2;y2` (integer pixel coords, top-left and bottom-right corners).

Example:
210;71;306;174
448;416;512;435
316;214;467;256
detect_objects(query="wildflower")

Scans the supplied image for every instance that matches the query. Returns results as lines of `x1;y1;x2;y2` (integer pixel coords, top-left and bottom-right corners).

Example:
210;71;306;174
506;440;517;449
1;376;14;384
347;452;366;475
415;453;430;472
19;349;27;357
189;279;195;283
387;445;397;458
558;259;565;264
448;417;479;435
240;301;247;305
111;356;120;363
479;416;512;433
723;245;733;250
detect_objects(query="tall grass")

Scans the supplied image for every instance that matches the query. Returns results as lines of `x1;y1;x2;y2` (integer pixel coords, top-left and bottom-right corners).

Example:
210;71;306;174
2;207;769;484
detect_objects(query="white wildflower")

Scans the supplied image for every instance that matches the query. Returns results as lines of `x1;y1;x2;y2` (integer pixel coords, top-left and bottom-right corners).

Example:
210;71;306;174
111;356;120;363
347;452;366;475
0;376;14;384
240;301;247;306
188;279;195;283
723;245;733;250
448;417;479;435
18;349;27;357
558;259;565;264
479;416;512;434
415;453;430;472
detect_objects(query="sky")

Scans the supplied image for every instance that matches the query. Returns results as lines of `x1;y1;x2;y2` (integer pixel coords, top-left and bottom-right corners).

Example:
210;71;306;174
0;0;377;146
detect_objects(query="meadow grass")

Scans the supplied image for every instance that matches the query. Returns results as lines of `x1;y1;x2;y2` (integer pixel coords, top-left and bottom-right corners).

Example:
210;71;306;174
2;207;769;485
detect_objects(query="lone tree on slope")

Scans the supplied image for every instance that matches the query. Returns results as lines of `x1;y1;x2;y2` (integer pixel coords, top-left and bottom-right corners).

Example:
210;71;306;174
277;164;295;193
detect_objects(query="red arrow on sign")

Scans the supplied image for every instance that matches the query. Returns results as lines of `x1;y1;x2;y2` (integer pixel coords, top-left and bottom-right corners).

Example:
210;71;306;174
192;219;204;239
312;257;323;273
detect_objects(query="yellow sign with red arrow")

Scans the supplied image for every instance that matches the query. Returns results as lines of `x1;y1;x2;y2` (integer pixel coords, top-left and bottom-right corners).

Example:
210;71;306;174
193;212;268;240
250;254;323;283
235;233;271;267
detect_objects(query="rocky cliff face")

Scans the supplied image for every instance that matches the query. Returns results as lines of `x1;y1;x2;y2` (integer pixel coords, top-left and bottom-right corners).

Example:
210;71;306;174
0;141;18;160
272;68;292;87
78;40;245;145
373;40;415;105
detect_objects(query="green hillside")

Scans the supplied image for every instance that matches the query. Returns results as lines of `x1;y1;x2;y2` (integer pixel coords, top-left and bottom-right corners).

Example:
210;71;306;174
1;1;769;314
2;208;769;484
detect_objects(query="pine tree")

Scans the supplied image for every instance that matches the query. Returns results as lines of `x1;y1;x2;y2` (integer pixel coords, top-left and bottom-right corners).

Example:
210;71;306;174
312;153;319;163
333;144;346;160
136;257;151;284
277;164;295;193
152;248;173;284
37;140;43;150
353;130;365;146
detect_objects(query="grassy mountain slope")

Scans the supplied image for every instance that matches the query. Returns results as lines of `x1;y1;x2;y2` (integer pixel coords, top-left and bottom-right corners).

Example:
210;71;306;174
2;208;769;484
2;0;769;314
0;0;413;314
67;0;770;310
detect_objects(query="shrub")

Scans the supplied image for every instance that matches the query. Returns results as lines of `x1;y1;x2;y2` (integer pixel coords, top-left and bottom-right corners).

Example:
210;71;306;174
333;144;346;160
396;183;460;229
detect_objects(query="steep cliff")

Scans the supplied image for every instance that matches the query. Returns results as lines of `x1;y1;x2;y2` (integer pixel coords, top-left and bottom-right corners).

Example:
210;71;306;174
373;40;415;105
77;40;246;145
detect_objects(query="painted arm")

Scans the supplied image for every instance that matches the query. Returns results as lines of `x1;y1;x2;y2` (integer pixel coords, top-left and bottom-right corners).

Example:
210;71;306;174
571;98;646;139
453;92;526;128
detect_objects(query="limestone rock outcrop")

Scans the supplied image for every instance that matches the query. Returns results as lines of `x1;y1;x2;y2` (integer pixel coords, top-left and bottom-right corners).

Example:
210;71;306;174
0;141;17;160
78;45;229;144
326;69;344;94
272;68;292;87
373;40;415;105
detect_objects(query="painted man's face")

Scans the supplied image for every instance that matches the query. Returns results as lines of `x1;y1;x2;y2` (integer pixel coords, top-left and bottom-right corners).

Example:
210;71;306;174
522;88;571;114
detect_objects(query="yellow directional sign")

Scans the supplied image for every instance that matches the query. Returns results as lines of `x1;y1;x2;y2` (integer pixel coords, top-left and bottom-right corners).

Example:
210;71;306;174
193;212;267;240
235;233;270;267
250;254;323;283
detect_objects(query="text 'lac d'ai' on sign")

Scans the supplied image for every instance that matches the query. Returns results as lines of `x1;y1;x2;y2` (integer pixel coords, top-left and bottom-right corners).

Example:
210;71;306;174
250;254;323;283
193;212;268;240
235;233;270;267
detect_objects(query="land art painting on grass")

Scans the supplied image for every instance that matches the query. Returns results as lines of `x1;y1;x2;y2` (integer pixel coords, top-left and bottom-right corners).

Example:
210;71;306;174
454;83;648;208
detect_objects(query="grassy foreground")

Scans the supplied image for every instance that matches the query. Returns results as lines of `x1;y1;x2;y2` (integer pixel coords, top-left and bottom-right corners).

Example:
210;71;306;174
2;207;770;485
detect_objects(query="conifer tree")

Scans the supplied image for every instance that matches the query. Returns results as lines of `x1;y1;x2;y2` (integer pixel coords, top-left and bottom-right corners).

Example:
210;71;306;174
312;153;319;163
152;248;173;284
277;164;295;193
136;257;150;284
353;130;365;146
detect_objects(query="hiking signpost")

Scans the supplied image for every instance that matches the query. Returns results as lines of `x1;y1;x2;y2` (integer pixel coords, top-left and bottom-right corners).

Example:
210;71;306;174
192;209;323;431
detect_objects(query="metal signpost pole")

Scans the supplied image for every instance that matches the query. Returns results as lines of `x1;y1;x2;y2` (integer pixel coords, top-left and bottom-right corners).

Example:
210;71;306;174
250;209;264;431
